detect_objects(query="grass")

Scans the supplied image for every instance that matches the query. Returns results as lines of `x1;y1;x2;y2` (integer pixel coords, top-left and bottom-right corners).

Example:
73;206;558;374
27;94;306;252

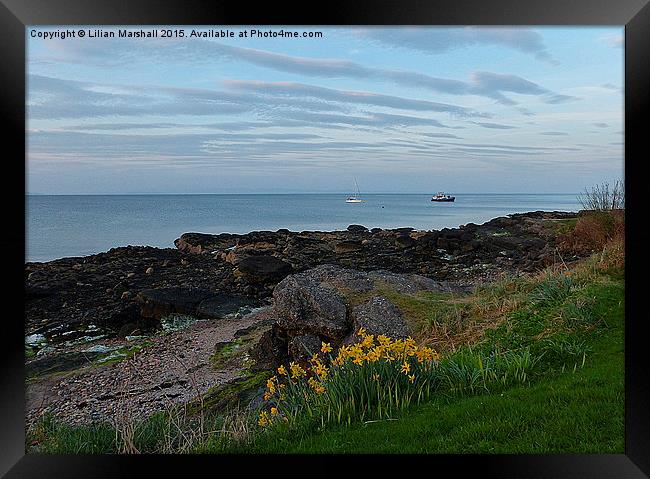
26;233;624;454
239;354;622;454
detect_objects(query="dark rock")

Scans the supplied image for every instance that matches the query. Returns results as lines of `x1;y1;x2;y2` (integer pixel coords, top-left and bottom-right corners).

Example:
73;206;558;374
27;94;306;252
347;224;368;233
395;235;416;249
288;334;322;362
335;240;363;253
103;303;142;329
196;294;256;319
249;324;289;371
118;322;139;338
26;351;105;379
25;285;56;300
136;288;214;320
174;232;238;254
235;255;292;282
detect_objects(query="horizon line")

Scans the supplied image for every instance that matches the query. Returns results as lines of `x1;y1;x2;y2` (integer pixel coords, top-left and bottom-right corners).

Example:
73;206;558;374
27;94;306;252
26;192;582;196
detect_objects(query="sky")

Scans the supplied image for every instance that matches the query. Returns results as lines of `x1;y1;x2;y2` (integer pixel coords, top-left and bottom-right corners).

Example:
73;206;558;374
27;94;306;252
26;26;624;194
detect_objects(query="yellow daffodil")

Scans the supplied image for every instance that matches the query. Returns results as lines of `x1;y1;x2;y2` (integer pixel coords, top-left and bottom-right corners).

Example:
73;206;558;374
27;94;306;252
321;342;333;353
308;377;326;394
361;334;375;348
266;378;276;394
378;334;391;346
258;411;269;427
290;361;306;378
277;365;287;376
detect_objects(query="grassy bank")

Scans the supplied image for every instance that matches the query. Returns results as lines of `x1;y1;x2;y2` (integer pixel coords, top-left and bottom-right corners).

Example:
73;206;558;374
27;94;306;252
27;230;624;454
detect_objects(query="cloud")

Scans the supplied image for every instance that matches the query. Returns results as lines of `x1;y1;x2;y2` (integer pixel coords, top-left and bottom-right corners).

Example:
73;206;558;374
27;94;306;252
472;122;517;129
540;131;569;136
420;132;463;139
593;122;610;128
468;72;577;106
258;109;454;129
353;27;557;63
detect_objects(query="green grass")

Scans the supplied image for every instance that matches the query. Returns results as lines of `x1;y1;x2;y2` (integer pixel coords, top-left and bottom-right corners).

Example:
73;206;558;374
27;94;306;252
239;354;623;453
28;414;117;454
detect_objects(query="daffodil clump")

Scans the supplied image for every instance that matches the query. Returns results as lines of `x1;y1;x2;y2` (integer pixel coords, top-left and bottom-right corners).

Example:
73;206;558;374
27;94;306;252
258;328;442;428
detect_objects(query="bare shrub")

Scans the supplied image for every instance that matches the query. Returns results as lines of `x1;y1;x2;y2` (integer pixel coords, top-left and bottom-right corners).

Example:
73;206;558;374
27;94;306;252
578;180;625;211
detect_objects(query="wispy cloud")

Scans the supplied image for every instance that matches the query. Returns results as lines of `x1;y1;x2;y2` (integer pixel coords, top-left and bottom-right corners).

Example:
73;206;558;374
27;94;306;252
472;122;517;129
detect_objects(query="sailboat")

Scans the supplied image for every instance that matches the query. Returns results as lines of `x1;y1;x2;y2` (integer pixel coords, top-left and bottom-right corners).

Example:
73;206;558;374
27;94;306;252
345;178;364;203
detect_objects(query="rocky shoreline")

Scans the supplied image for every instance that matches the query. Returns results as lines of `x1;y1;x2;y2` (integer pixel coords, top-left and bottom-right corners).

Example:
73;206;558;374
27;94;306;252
25;210;584;426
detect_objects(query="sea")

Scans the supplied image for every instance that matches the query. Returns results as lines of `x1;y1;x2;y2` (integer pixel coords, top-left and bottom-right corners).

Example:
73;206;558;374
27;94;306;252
26;194;582;263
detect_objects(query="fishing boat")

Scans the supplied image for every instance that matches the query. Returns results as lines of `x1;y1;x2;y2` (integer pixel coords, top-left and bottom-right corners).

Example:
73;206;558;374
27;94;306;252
431;192;455;202
346;178;364;203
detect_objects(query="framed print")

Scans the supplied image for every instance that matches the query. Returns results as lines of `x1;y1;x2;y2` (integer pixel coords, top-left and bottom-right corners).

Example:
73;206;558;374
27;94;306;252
2;0;649;476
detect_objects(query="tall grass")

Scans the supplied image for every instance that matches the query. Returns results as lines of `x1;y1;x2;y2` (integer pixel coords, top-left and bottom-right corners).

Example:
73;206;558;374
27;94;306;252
258;334;542;430
531;273;576;306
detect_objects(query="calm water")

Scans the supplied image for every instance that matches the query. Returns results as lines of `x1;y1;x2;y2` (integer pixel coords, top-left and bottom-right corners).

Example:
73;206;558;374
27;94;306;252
26;194;581;263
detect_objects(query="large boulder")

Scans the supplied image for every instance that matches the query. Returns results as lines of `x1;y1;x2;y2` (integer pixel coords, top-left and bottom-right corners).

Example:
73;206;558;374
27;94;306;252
273;274;348;339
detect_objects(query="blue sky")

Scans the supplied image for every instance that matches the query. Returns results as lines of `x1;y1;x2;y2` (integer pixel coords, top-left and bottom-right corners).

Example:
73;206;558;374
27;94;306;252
26;26;624;194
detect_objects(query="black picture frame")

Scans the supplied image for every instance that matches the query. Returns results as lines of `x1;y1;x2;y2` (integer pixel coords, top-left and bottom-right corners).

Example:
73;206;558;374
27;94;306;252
2;0;649;476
